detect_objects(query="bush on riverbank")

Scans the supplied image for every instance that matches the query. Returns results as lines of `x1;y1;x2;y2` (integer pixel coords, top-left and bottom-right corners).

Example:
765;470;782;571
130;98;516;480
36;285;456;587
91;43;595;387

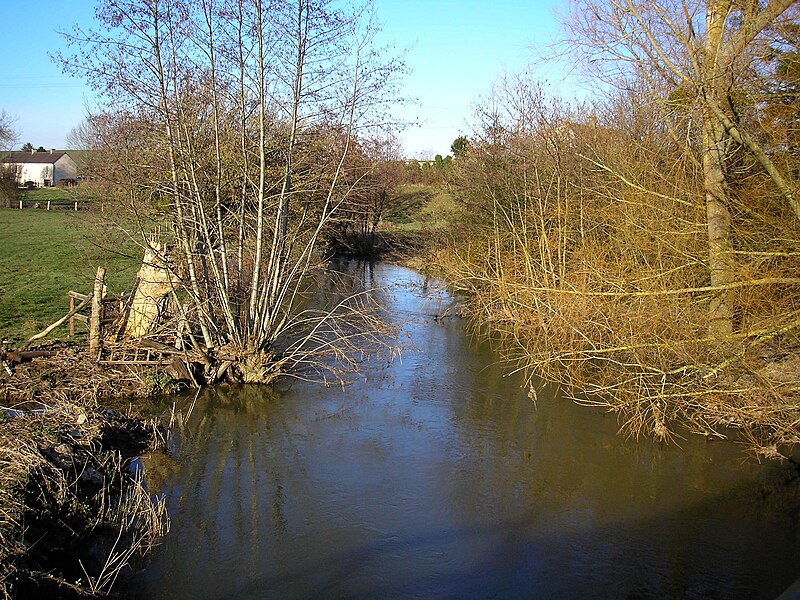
423;78;800;458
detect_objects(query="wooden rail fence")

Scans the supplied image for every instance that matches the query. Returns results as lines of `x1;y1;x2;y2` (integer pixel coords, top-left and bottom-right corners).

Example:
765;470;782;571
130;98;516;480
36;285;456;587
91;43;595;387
67;295;124;334
16;200;81;211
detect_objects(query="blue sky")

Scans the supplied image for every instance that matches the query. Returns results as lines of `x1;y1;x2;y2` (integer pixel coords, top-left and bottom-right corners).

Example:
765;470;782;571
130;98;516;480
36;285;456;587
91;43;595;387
0;0;567;158
375;0;567;157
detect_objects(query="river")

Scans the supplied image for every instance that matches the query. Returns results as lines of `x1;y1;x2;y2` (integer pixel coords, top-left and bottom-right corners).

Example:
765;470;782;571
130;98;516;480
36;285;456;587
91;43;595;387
125;261;800;599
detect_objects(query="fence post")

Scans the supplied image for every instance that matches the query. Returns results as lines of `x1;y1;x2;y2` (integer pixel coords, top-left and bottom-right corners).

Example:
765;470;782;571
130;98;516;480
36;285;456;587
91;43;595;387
69;295;75;337
89;267;107;356
47;201;51;210
74;201;78;211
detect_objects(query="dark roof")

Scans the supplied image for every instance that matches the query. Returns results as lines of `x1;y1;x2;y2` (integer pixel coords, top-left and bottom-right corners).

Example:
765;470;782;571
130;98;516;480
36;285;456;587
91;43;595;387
2;151;70;164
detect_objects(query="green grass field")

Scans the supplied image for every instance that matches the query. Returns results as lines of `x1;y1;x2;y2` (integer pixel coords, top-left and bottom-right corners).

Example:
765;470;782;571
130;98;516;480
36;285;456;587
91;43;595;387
18;188;73;202
0;185;457;343
383;185;459;230
16;186;96;208
0;209;141;343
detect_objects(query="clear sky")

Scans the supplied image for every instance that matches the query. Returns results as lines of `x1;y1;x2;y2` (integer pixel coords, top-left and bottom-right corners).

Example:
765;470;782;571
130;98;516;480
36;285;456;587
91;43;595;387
0;0;567;158
376;0;567;158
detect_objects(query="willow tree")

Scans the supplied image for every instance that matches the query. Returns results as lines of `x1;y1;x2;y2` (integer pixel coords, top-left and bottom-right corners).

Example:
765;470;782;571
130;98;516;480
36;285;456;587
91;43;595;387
57;0;402;382
564;0;799;336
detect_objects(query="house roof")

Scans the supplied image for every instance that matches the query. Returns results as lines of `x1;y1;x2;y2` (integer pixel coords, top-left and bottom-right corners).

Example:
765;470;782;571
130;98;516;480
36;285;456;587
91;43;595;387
2;151;70;164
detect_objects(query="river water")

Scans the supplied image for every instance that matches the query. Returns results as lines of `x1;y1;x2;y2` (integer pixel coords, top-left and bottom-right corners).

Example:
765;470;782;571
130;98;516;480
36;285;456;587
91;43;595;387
126;262;800;599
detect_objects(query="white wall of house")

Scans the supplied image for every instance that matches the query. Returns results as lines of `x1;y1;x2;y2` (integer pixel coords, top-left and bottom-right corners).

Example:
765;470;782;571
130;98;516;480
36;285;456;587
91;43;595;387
8;154;78;187
16;163;53;187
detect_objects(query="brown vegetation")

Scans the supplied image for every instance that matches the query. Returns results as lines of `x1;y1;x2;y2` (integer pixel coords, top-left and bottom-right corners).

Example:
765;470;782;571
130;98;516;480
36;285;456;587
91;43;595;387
427;1;800;458
0;337;181;599
0;390;169;599
2;342;175;404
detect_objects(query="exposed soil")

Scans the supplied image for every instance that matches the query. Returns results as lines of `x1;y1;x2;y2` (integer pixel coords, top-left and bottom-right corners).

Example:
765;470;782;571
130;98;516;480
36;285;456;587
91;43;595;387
1;340;172;406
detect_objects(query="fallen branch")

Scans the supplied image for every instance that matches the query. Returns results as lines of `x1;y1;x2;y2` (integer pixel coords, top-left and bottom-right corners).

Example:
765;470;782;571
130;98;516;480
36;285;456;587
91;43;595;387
23;297;91;350
4;350;57;364
498;277;800;298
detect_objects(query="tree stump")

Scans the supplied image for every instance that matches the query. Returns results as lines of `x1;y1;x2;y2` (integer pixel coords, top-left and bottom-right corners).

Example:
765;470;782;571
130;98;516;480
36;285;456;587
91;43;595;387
124;244;176;339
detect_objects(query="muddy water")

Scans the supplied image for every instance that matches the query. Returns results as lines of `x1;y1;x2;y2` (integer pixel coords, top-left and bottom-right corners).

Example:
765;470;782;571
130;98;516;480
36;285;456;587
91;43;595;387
127;262;800;600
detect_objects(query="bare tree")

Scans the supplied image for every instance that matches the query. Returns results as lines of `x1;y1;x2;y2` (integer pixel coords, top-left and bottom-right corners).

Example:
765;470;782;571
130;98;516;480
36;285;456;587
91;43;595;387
56;0;403;383
563;0;798;336
0;110;17;150
65;120;95;150
0;111;19;207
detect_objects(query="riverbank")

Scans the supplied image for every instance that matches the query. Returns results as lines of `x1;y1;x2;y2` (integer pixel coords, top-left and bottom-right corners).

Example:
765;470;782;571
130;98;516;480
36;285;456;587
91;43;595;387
0;343;170;599
415;226;800;461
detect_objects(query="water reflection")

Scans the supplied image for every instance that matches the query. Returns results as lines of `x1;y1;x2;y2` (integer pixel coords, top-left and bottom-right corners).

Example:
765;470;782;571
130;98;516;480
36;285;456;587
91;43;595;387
127;262;800;600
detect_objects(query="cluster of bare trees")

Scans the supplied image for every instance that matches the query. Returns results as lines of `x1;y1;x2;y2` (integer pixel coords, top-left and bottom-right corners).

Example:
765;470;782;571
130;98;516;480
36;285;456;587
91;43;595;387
438;0;800;452
0;111;16;150
58;0;402;382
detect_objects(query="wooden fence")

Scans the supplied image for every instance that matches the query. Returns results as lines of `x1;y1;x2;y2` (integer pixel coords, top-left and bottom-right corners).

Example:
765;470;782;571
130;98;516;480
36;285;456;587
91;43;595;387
15;200;82;211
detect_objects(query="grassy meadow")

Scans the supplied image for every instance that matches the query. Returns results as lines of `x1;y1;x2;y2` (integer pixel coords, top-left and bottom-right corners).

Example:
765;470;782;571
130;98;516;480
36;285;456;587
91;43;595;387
18;187;74;203
13;186;96;208
383;185;459;230
0;208;141;343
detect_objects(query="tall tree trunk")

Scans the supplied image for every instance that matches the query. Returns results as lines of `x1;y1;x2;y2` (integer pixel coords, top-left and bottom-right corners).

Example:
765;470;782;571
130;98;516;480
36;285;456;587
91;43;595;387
703;117;735;337
248;0;268;339
703;0;735;338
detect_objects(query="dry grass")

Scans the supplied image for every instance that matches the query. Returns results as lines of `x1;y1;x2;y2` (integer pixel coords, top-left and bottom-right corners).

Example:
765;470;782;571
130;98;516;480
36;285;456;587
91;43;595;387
1;341;180;405
0;371;169;599
428;99;800;459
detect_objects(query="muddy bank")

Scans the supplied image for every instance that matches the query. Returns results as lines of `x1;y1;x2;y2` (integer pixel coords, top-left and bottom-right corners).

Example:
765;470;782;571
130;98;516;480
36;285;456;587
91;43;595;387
1;341;181;406
0;344;171;599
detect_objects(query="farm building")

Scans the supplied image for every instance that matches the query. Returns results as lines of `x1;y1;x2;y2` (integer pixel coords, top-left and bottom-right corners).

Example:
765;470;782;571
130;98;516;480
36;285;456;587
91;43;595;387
1;150;78;188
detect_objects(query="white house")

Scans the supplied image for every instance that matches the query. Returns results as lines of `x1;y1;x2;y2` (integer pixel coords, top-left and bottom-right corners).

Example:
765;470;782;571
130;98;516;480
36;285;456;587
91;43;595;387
1;150;78;188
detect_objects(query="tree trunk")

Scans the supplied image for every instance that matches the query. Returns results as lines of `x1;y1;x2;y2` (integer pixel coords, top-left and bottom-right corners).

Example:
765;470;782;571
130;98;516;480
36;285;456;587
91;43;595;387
703;0;735;338
125;244;175;339
89;266;106;355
